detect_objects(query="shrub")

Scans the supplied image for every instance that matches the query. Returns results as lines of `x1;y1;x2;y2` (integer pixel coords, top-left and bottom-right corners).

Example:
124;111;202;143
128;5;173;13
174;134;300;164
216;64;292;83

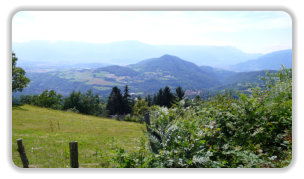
113;67;292;168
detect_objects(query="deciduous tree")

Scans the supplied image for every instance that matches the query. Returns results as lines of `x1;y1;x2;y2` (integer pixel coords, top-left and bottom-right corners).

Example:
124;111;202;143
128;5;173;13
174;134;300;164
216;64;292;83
12;53;30;92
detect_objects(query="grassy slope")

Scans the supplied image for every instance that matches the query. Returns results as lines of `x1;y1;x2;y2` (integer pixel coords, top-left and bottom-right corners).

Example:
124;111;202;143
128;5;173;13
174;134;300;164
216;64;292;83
12;105;146;168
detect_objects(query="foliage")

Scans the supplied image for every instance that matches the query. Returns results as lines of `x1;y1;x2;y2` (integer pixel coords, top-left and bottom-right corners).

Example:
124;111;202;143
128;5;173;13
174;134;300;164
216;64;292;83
124;114;140;123
145;95;152;107
113;67;292;168
63;89;106;116
133;99;149;120
123;85;133;114
106;86;124;115
153;86;176;108
175;86;185;101
163;86;175;108
12;52;30;92
20;89;107;116
106;85;134;116
21;90;63;109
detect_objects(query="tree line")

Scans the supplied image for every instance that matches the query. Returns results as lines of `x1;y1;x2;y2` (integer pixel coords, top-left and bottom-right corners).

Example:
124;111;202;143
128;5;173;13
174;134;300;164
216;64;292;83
17;85;185;119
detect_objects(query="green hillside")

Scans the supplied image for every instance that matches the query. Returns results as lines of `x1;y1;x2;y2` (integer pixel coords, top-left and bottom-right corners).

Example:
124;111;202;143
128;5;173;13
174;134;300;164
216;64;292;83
128;54;220;89
12;105;146;168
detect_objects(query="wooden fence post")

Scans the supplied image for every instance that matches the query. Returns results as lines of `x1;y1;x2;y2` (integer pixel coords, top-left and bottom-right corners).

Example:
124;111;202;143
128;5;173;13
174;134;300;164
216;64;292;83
69;141;79;168
17;138;29;168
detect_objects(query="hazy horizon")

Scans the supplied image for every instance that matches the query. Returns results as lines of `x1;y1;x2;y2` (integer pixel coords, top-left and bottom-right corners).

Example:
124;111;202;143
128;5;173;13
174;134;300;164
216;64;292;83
12;11;292;54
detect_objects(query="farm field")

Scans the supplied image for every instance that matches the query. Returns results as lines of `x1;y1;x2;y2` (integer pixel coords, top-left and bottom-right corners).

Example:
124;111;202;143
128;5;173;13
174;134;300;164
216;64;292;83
12;105;146;168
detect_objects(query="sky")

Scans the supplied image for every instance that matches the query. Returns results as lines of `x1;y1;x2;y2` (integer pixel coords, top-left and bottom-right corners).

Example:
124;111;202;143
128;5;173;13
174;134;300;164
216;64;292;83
12;11;292;54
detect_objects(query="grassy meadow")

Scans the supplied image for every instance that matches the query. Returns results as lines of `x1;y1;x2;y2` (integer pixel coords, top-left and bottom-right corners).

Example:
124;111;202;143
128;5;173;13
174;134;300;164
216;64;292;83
12;105;146;168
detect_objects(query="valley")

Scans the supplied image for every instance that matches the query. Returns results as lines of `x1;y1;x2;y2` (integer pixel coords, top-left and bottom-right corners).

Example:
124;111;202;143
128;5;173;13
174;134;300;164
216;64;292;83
14;50;291;97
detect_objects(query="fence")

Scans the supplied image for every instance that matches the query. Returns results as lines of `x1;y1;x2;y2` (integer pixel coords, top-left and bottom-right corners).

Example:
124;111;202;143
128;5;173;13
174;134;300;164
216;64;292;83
16;138;79;168
16;113;152;168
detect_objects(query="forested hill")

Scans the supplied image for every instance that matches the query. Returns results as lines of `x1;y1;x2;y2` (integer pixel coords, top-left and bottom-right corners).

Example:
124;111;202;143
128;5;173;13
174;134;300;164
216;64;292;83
128;54;221;88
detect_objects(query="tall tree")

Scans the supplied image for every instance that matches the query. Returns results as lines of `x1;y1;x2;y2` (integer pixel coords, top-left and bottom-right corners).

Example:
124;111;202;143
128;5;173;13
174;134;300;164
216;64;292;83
156;88;163;106
163;86;175;108
106;86;124;115
152;94;157;105
12;52;30;92
123;85;132;114
175;86;185;101
146;95;152;107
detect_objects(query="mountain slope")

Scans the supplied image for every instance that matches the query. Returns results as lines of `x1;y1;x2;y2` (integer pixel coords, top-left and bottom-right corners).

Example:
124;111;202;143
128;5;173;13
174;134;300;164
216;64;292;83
199;66;236;83
94;65;139;77
129;54;221;89
230;49;292;72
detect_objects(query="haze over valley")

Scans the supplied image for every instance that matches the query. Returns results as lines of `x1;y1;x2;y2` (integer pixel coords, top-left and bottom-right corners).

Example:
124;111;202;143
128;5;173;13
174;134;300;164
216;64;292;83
12;41;292;97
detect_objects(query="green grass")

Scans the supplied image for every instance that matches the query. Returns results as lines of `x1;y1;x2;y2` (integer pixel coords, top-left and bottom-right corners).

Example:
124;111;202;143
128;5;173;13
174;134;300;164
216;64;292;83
12;105;146;168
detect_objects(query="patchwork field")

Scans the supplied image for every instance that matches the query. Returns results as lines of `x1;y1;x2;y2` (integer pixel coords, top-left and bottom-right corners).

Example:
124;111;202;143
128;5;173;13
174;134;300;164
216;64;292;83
12;105;146;168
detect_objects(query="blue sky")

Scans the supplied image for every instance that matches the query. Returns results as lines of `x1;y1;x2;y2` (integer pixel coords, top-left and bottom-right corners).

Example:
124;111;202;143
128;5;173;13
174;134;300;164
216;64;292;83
12;11;292;54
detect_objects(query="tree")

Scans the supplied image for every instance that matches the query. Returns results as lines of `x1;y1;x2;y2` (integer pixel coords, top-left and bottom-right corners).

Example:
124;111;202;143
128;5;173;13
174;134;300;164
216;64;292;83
156;88;163;106
153;87;175;108
175;86;185;101
20;95;32;104
146;95;152;107
163;86;175;108
106;86;124;115
31;89;63;109
123;85;132;114
133;99;149;117
63;90;106;116
63;90;82;111
152;94;157;105
81;89;101;115
12;52;30;92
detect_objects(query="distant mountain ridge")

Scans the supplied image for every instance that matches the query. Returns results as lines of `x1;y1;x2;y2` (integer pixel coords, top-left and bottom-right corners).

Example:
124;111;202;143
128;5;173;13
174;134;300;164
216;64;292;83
13;40;261;68
230;49;292;72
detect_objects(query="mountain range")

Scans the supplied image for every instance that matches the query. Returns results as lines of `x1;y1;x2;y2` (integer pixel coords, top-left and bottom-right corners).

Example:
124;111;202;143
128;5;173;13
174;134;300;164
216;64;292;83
13;40;262;68
13;51;290;97
229;49;292;72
